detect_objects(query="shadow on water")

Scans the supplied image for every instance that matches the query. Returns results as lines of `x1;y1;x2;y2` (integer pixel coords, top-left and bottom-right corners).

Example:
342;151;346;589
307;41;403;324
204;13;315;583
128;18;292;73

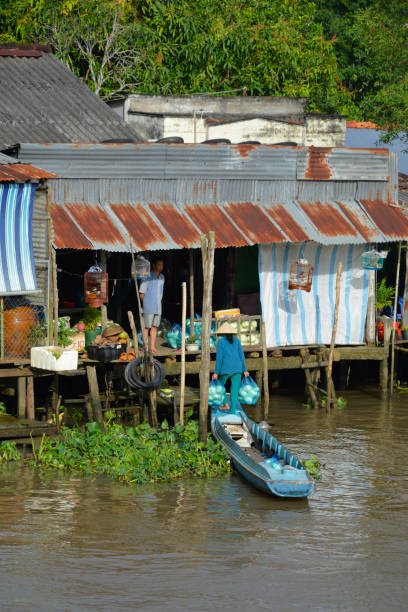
1;388;408;611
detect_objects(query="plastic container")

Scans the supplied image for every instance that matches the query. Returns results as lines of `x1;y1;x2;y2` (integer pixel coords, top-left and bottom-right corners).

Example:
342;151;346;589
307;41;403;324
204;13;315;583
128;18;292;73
86;343;126;363
31;346;78;371
85;329;99;348
214;308;240;319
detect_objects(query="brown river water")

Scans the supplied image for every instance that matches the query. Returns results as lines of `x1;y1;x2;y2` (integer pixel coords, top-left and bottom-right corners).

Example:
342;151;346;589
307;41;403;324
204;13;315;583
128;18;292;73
1;389;408;611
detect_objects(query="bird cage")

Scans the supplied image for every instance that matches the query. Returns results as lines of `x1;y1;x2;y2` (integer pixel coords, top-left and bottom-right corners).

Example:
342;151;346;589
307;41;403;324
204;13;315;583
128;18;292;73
361;249;388;270
84;268;108;307
132;255;150;279
288;258;314;292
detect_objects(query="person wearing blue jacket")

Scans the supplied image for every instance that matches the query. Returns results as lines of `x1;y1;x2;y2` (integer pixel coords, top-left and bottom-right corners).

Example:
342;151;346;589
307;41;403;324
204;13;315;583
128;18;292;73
212;321;249;411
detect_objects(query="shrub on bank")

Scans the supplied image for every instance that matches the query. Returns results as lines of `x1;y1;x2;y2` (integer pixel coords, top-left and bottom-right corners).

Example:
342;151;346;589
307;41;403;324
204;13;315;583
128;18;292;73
30;420;231;485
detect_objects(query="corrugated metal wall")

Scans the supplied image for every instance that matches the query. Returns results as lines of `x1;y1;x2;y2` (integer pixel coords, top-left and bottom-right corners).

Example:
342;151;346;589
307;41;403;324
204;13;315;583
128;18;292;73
27;187;49;313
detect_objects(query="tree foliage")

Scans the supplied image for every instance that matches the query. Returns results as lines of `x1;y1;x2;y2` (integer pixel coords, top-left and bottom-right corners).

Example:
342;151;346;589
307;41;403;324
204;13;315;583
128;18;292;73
1;0;408;138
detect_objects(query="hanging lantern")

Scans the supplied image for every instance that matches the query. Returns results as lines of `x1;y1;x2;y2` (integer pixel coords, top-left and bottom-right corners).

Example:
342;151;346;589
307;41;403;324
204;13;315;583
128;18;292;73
361;249;388;270
84;266;108;308
132;255;150;279
288;258;314;292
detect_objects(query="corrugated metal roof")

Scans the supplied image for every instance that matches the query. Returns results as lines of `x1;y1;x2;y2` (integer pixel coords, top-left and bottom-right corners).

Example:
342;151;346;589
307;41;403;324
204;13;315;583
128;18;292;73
0;45;140;148
14;142;391;182
15;141;407;250
48;194;408;251
0;151;57;181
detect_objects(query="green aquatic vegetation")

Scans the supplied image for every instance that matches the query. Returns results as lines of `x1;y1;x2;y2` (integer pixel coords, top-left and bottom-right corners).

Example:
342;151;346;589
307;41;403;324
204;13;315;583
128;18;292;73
0;441;20;462
302;454;322;481
30;420;231;485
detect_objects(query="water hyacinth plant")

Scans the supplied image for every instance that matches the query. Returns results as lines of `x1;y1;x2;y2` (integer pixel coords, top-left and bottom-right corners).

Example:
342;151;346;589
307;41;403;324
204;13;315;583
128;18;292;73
30;419;231;485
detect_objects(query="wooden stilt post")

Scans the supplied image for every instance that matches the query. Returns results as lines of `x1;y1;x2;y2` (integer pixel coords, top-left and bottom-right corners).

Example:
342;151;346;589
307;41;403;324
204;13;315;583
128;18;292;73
189;250;195;336
17;377;26;418
55;394;62;433
100;251;108;332
300;348;319;409
327;261;342;411
199;231;215;444
390;242;402;397
180;282;187;425
261;321;269;419
26;376;35;420
0;296;4;359
86;366;104;430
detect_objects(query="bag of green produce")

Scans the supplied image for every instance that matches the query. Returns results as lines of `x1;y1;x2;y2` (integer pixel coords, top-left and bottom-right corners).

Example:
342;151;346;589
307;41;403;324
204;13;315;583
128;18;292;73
166;323;182;349
208;380;227;408
238;376;260;405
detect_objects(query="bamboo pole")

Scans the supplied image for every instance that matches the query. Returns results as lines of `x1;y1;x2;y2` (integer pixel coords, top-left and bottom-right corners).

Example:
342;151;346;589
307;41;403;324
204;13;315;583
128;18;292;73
100;251;107;331
127;311;139;358
327;261;342;411
390;242;402;397
180;282;187;425
51;247;58;345
366;270;376;345
46;188;53;345
189;251;195;336
261;321;269;419
199;231;215;444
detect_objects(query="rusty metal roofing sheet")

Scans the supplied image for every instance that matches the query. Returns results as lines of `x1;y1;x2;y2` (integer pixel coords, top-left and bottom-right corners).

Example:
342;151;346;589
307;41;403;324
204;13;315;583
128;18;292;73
297;147;389;181
359;199;408;240
0;151;57;181
48;196;408;251
50;205;92;250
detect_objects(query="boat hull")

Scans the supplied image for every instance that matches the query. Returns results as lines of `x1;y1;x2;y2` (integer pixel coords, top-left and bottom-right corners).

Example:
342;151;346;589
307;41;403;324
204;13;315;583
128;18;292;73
211;405;314;499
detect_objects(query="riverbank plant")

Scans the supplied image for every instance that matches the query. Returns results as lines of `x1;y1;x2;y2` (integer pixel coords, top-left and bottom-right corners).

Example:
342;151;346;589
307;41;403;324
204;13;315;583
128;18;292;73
302;454;321;480
30;419;231;485
0;441;20;462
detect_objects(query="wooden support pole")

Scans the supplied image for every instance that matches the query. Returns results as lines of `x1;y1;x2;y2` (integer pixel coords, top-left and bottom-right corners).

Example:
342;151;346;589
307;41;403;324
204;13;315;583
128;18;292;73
51;247;58;345
390;242;402;397
255;370;263;411
0;296;4;359
100;251;108;331
366;270;376;345
127;310;139;358
300;348;319;409
261;321;269;419
85;395;93;422
55;394;62;434
180;282;187;425
26;376;35;420
189;250;195;336
17;377;26;418
402;244;408;329
327;261;342;411
199;231;215;444
86;366;105;431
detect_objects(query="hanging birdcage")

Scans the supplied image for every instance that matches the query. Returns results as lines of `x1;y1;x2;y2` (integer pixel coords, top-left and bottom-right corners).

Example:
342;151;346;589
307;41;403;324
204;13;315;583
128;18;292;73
288;258;314;292
361;249;388;270
84;267;108;308
132;255;150;279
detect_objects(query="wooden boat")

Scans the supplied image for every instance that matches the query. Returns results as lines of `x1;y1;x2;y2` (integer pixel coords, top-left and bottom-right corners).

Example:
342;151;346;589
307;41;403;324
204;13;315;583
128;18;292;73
211;404;314;498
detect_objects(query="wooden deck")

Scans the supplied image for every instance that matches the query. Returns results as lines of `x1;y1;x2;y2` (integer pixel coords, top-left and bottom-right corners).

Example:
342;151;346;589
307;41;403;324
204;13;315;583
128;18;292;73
0;416;56;440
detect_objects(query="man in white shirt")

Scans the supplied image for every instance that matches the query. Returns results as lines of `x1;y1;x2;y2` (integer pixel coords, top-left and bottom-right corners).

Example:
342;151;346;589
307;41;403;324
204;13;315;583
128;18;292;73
139;258;164;353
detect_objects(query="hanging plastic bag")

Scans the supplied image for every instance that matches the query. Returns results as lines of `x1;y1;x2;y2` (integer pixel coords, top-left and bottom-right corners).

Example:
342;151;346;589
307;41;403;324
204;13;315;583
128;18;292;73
166;323;182;349
208;380;227;408
238;376;260;405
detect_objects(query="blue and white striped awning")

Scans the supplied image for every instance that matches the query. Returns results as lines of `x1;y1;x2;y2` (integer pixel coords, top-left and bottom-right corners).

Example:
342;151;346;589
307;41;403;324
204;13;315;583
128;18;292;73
0;183;38;295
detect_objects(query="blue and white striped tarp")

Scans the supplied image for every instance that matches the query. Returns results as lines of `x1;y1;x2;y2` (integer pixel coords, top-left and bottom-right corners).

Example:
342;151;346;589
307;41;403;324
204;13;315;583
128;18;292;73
0;183;37;295
259;243;369;347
